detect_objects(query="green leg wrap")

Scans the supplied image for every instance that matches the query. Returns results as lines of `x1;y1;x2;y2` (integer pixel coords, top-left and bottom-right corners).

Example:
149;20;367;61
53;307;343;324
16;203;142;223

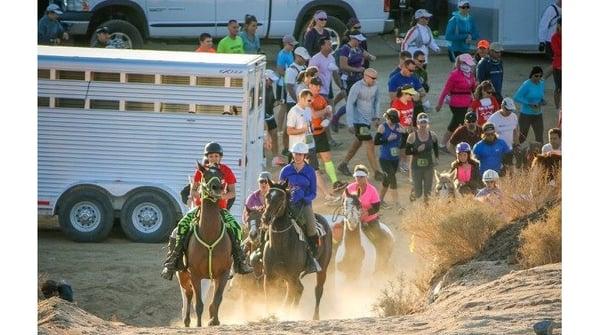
175;207;199;246
220;209;242;242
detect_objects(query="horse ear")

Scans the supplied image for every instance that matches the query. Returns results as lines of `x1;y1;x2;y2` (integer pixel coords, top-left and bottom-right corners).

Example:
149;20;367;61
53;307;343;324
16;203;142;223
344;188;350;197
282;179;288;190
196;160;206;173
267;178;274;187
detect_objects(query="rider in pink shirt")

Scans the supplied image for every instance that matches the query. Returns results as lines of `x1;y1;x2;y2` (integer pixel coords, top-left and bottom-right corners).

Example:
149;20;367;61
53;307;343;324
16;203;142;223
345;165;381;223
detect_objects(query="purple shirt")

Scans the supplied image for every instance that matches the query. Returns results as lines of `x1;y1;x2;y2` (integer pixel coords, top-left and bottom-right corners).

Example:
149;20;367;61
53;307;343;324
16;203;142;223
309;51;337;95
244;189;265;211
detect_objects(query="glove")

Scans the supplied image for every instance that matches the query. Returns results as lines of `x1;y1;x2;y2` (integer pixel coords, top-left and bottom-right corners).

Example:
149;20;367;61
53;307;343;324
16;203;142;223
538;42;545;52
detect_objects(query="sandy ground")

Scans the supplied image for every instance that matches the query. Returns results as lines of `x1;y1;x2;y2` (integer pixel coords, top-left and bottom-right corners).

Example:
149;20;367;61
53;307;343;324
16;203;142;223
38;34;560;332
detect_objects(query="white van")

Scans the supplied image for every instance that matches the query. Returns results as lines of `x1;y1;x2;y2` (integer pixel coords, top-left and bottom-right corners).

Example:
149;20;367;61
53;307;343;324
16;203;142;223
38;46;265;242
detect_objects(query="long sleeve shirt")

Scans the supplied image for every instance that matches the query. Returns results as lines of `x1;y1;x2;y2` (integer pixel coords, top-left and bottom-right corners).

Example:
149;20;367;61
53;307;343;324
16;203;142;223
401;23;440;63
437;69;477;108
279;163;317;206
476;57;504;96
38;16;66;45
538;3;561;43
346;79;380;126
513;79;545;115
445;12;479;54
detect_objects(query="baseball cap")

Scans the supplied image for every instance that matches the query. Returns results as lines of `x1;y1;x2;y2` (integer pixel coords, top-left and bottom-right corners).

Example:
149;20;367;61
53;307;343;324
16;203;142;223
258;171;272;181
414;9;433;19
282;34;298;46
46;4;63;15
416;113;430;123
501;97;517;111
457;53;475;67
314;10;328;20
264;69;279;82
477;39;490;49
401;85;418;96
349;34;367;42
490;42;504;52
309;76;323;86
458;0;470;7
294;46;311;60
482;122;496;132
95;26;110;34
465;111;477;123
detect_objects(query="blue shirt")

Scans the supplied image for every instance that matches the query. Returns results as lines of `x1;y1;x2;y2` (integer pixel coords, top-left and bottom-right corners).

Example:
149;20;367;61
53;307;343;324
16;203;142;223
472;138;511;174
379;123;402;161
513;79;545;115
239;31;261;54
476;57;504;95
445;12;479;54
38;15;66;45
388;71;422;93
276;49;294;87
279;163;317;205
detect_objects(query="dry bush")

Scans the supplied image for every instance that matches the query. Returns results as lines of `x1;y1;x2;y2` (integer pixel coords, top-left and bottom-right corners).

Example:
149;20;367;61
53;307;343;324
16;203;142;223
518;204;562;268
372;273;422;317
402;197;507;274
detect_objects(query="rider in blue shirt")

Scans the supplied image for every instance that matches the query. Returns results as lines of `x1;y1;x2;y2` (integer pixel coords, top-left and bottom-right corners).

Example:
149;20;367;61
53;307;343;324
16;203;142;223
473;122;511;175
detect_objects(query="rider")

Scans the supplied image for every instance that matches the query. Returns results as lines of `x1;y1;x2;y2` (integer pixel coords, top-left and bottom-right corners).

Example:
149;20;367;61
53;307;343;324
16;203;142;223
279;142;321;275
243;171;272;231
160;142;253;280
475;169;502;203
450;142;483;195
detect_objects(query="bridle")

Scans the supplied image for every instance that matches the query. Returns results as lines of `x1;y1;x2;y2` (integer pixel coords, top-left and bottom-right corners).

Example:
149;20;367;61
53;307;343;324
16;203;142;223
263;187;294;234
200;175;223;203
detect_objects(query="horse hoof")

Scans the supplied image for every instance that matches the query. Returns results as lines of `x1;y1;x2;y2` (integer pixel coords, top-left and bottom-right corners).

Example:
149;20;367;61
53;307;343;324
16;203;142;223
208;319;220;326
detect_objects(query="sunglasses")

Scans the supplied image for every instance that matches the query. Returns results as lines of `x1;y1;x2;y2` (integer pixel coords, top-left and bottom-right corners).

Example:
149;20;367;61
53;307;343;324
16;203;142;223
353;25;361;30
416;59;426;63
420;17;430;20
532;74;543;78
259;180;268;184
365;74;377;80
318;18;327;21
460;5;470;9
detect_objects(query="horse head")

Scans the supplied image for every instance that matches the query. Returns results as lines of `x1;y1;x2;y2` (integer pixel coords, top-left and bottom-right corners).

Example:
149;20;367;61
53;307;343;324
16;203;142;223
532;153;562;183
197;161;224;203
261;179;289;228
434;169;458;199
343;188;361;231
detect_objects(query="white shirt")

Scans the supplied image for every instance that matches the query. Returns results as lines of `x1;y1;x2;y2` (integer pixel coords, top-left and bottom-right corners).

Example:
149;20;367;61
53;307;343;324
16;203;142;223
284;62;305;104
400;23;440;64
487;110;518;149
538;2;561;42
541;143;561;155
287;104;315;149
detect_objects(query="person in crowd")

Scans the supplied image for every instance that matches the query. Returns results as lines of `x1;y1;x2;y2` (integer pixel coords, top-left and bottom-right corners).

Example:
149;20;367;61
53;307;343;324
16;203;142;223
470;80;500;127
476;42;504;101
308;76;347;200
389;51;414;79
487;97;520;175
277;34;299;99
264;70;283;165
436;53;477;151
405;113;439;202
279;142;321;275
400;9;440;65
239;14;261;54
91;26;125;48
40;279;74;302
341;17;370;67
374;109;405;209
337;68;386;182
474;39;489;63
412;50;432;115
472;123;511;176
295;66;320;97
304;10;331;56
447;111;482;153
538;0;561;59
388;59;426;103
444;0;479;62
287;89;318;166
541;128;561;155
217;19;244;53
550;17;561;109
195;32;216;52
513;66;547;144
339;33;376;94
243;171;272;225
450;142;483;195
391;84;419;173
308;36;343;101
475;169;502;204
38;4;69;45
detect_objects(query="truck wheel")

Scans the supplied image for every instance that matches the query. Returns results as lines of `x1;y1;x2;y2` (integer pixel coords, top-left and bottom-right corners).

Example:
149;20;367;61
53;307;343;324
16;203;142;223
299;15;346;52
90;19;144;49
120;191;177;243
58;188;114;242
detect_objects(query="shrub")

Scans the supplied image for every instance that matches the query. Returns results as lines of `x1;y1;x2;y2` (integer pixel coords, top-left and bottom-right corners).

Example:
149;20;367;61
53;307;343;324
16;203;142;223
372;273;422;317
518;204;562;268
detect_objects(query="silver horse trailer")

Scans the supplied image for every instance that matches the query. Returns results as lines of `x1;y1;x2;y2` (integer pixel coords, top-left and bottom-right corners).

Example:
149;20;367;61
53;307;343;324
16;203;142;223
38;46;266;242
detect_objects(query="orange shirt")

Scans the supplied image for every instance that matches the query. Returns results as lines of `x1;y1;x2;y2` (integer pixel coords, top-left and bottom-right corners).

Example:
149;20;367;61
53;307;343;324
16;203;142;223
310;95;329;135
195;47;216;53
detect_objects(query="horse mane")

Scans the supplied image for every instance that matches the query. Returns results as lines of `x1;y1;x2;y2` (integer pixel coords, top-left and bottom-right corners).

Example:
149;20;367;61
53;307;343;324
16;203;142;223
532;153;562;180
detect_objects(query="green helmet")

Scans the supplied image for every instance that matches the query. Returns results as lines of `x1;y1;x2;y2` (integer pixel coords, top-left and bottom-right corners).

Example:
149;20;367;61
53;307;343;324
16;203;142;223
204;142;223;156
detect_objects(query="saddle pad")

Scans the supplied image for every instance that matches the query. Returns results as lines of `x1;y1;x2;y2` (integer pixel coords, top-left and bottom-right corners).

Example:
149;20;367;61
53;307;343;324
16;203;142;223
290;217;326;242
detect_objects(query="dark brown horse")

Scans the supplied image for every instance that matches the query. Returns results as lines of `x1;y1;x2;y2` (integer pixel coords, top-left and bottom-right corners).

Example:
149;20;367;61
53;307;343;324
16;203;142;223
335;190;365;282
532;153;562;183
177;163;232;327
261;180;332;320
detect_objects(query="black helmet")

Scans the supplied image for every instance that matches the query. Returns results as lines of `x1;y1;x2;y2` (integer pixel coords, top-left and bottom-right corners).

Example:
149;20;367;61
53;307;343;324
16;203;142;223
204;142;223;156
384;108;400;124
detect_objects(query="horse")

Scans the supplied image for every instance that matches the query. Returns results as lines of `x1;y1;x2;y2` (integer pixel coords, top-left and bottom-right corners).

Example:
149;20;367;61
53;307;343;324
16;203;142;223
236;209;267;314
532;153;562;183
434;170;459;199
176;163;232;327
261;180;332;320
335;190;365;282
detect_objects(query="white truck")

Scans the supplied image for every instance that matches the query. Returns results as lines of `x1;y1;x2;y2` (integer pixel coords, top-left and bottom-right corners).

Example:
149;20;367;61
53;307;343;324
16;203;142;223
38;45;266;242
44;0;395;49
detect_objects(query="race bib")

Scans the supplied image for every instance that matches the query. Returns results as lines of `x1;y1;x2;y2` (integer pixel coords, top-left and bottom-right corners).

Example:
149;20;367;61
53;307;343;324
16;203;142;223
305;134;314;145
416;158;429;167
341;73;349;81
390;147;400;157
359;126;370;136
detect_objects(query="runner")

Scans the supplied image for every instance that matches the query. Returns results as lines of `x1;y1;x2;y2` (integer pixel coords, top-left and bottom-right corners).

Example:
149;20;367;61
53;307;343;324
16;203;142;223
374;109;405;210
447;111;482;153
472;123;511;176
470;80;500;127
400;9;440;65
391;84;419;173
541;128;561;155
444;0;479;62
405;113;439;203
476;42;504;101
487;97;520;175
514;66;547;143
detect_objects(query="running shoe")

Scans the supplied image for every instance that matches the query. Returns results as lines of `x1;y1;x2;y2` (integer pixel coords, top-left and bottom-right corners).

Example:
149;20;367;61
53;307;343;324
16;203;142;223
337;162;352;176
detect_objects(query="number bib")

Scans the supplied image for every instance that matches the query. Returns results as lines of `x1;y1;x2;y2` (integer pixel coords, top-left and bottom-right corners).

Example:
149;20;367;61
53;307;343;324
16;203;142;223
390;147;400;157
359;126;370;136
305;134;314;146
416;158;430;167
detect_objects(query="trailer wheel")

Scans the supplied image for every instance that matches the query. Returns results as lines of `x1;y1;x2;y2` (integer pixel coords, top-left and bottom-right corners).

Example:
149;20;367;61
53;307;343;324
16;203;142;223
58;188;114;242
90;19;144;49
120;191;176;243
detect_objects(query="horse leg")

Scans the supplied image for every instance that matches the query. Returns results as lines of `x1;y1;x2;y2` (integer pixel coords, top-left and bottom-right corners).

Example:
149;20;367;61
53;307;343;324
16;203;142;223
289;277;304;307
191;276;204;327
208;273;229;326
177;272;193;327
264;274;279;316
313;268;327;320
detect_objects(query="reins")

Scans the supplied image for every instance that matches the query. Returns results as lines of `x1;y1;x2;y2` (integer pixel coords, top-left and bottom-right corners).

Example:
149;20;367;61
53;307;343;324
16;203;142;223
265;187;294;234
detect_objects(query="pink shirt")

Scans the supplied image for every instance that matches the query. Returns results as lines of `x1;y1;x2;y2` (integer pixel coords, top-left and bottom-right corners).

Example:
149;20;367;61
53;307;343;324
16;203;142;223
438;69;477;108
456;164;472;183
346;182;380;223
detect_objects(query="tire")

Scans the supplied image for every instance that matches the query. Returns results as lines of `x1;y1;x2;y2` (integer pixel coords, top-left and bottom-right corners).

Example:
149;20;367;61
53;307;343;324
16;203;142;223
120;191;177;243
58;187;114;242
298;15;346;52
90;19;144;49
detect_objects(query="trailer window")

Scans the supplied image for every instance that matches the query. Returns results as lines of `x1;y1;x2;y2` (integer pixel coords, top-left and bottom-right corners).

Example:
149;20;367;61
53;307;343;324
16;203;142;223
90;100;120;110
55;98;85;108
230;78;243;88
196;77;226;87
92;72;120;82
161;103;191;113
127;74;154;84
125;101;154;111
162;75;190;85
57;70;85;80
38;69;50;79
38;97;50;107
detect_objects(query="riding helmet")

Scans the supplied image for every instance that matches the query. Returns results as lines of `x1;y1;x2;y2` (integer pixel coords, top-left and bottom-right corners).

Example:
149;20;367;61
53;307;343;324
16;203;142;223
384;108;400;124
290;142;309;154
456;142;472;153
482;169;500;182
204;142;223;156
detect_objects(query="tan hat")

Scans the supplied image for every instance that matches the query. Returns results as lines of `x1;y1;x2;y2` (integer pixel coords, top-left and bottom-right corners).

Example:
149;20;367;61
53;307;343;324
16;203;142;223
490;42;504;52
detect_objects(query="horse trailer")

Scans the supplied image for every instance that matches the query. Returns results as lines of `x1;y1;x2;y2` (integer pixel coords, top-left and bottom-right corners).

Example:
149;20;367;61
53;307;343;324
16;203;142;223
38;46;266;242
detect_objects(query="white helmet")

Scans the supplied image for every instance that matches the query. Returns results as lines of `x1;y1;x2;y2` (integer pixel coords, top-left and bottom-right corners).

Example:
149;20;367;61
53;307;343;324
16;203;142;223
482;169;500;182
290;142;309;154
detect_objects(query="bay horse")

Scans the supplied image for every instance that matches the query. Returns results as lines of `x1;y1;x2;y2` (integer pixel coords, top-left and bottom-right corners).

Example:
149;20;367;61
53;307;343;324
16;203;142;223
261;180;332;320
335;189;365;282
176;163;232;327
